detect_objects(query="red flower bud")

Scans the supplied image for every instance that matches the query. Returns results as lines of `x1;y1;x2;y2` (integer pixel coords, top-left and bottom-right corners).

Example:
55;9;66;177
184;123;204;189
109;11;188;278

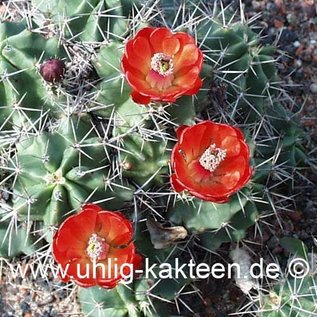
40;58;65;83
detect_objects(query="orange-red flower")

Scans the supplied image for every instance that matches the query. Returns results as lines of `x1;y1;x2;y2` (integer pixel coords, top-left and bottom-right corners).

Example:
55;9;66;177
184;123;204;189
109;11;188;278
52;204;142;288
171;121;252;203
121;27;203;105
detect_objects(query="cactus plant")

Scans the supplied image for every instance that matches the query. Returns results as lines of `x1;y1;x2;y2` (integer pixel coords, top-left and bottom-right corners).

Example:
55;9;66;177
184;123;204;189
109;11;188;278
245;238;317;317
79;283;150;317
0;21;67;130
79;258;192;316
157;0;279;117
0;0;311;316
90;41;150;131
118;133;171;187
167;189;261;251
31;0;141;42
197;19;279;113
259;274;317;317
0;220;40;257
78;280;168;317
76;209;193;316
10;115;134;227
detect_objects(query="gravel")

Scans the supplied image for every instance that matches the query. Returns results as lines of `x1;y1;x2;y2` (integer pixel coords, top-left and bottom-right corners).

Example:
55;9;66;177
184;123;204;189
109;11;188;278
310;83;317;93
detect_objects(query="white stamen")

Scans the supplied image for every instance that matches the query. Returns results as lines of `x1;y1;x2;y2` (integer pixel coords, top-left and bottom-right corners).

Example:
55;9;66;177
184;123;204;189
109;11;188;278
150;53;174;76
199;144;227;172
86;233;108;261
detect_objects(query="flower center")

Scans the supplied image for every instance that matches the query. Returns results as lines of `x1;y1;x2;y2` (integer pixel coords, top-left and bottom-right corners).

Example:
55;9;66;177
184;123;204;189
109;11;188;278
44;171;65;185
199;144;227;172
86;233;109;261
151;53;174;76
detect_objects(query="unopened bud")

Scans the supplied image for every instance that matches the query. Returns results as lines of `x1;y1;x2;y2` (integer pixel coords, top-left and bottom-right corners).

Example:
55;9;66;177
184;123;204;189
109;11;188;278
40;58;65;83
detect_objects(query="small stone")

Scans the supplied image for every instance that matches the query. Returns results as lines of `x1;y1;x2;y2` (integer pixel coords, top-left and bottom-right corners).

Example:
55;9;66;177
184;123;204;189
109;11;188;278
285;44;297;55
274;18;284;28
37;295;55;306
293;41;301;48
295;59;302;67
252;0;262;11
267;2;277;12
20;302;31;312
295;44;304;56
273;246;283;254
280;29;298;45
287;13;296;25
294;69;304;80
310;83;317;94
301;48;313;62
261;34;275;45
305;4;316;18
280;55;290;63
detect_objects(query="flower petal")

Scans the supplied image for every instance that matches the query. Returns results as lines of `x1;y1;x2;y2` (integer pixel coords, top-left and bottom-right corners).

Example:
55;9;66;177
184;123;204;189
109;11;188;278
162;37;180;56
150;28;173;52
171;173;186;192
174;44;199;72
124;40;150;75
179;121;219;160
126;71;151;91
131;90;151;104
97;211;133;246
176;125;190;139
53;207;99;255
189;190;230;203
174;32;195;46
133;36;152;60
67;258;97;288
136;27;156;38
213;156;247;189
220;135;241;157
96;243;136;286
174;66;200;88
146;70;174;90
184;77;202;95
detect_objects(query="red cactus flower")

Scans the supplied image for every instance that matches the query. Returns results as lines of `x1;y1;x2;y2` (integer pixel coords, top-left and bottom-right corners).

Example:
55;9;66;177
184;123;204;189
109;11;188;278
171;121;252;203
52;204;142;288
121;27;203;105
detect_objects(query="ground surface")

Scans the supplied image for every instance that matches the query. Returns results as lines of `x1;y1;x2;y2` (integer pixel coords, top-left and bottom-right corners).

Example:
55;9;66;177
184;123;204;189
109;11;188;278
0;0;316;316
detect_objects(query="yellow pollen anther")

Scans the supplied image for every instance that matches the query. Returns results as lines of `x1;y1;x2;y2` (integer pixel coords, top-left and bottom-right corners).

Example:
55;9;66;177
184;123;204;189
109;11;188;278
151;53;174;76
86;233;109;261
